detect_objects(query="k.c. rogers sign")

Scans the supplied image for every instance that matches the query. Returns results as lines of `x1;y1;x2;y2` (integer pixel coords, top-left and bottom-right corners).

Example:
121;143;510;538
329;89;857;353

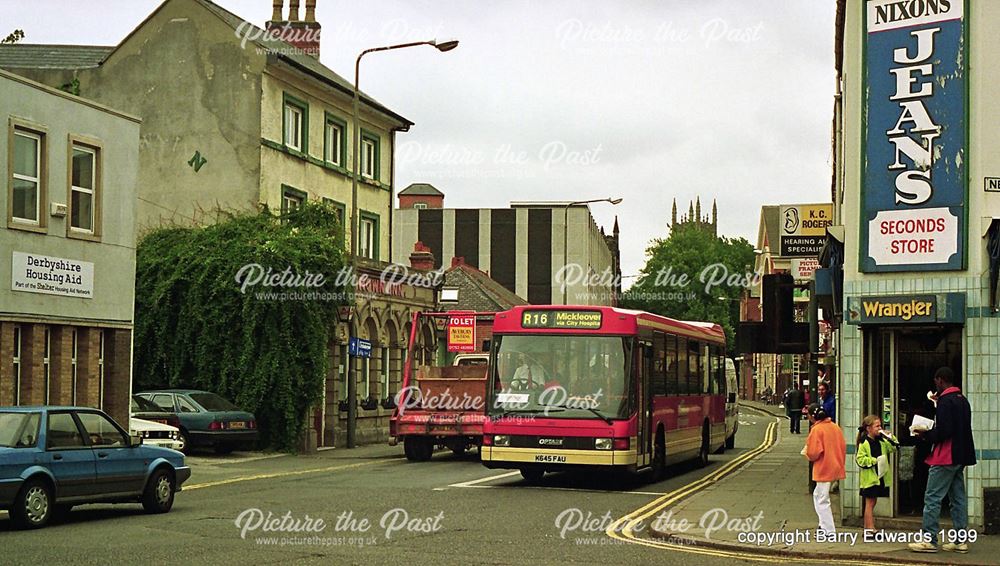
862;0;966;272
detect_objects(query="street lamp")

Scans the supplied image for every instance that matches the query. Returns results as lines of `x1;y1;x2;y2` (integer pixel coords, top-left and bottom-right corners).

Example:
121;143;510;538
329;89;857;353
347;38;458;449
561;198;622;304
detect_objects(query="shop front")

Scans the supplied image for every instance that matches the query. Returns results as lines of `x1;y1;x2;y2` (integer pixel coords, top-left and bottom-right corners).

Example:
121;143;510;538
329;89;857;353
846;292;966;520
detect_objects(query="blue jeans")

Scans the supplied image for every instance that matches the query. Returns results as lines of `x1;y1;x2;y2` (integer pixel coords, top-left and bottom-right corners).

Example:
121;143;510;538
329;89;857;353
921;464;967;545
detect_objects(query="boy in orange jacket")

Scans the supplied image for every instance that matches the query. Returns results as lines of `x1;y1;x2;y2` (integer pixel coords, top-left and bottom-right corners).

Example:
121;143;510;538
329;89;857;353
805;403;846;535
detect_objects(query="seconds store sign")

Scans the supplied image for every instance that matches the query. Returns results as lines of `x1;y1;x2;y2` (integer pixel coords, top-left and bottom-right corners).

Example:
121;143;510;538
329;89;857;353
862;0;966;272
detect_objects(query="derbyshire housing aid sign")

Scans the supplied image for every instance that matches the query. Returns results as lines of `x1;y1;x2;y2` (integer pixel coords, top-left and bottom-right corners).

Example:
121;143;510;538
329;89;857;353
862;0;966;272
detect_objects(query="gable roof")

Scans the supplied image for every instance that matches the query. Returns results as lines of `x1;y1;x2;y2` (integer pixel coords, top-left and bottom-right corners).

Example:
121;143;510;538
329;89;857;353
0;44;112;69
399;183;444;197
444;262;527;311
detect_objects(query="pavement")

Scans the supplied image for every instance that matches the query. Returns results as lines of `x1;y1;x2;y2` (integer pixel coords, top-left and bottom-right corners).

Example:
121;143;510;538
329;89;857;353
648;400;997;565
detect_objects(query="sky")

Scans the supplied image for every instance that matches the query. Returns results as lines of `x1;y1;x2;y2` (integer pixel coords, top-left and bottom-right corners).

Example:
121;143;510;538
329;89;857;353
0;0;837;282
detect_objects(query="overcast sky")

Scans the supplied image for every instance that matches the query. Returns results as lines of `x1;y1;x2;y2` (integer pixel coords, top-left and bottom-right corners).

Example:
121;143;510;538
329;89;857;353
2;0;836;282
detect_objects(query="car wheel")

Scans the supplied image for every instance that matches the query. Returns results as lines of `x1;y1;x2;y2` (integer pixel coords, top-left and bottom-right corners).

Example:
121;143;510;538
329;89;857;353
142;468;176;514
12;479;52;529
177;430;190;454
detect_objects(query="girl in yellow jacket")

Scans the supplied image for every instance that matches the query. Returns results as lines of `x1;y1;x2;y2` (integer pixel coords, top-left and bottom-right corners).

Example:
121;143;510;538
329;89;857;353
856;415;899;530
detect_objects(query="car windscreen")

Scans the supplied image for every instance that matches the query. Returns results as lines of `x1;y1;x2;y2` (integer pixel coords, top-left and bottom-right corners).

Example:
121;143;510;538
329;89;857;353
189;393;239;412
132;395;164;413
0;412;41;448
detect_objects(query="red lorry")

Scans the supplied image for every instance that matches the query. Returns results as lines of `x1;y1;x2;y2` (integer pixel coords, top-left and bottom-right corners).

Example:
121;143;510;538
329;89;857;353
389;311;494;461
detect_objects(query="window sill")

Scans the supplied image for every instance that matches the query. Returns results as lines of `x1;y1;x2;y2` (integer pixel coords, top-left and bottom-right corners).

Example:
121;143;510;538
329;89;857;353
6;220;47;234
66;229;102;243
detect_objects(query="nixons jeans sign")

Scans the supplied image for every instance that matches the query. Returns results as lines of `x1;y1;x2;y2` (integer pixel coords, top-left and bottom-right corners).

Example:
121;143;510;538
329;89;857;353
862;0;966;272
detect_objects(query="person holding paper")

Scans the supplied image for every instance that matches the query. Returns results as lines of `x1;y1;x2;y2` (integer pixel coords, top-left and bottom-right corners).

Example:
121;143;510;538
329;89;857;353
909;367;977;555
856;415;899;531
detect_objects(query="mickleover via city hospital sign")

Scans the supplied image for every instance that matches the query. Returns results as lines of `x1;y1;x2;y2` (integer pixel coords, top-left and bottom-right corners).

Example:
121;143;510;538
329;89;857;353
862;0;966;272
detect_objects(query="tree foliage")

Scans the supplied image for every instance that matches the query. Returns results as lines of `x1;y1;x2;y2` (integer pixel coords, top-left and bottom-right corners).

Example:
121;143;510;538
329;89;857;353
134;203;348;451
622;224;755;353
2;29;25;44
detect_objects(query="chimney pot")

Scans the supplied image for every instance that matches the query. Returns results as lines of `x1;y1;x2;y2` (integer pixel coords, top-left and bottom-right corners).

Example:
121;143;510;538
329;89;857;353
305;0;317;22
270;0;284;21
289;0;300;21
451;256;465;268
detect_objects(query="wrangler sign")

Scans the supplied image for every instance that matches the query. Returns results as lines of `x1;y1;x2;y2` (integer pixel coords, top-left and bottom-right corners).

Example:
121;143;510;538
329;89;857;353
862;0;966;272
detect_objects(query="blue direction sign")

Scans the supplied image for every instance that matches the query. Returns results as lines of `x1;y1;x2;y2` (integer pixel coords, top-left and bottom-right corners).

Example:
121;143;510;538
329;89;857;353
349;337;372;358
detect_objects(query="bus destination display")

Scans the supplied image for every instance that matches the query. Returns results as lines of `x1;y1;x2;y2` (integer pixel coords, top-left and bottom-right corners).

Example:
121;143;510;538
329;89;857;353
521;310;602;329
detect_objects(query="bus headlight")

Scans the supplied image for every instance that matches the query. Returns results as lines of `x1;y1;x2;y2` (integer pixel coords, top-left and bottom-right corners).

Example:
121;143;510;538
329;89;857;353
493;435;510;447
595;438;612;450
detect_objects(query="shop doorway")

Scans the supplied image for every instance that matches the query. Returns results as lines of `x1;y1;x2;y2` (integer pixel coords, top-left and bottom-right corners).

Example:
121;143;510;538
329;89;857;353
863;326;962;518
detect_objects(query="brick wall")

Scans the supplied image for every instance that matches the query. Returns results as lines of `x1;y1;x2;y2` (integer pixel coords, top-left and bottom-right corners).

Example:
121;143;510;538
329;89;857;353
103;329;131;428
19;325;46;405
49;326;74;405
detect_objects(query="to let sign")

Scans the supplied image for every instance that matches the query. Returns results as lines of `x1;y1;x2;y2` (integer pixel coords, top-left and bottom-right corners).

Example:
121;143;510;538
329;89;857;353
862;0;966;272
447;312;476;352
11;251;94;299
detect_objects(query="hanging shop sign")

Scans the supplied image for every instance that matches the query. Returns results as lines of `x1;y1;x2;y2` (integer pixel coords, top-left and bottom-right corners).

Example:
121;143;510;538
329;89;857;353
779;204;832;257
845;292;966;325
862;0;966;272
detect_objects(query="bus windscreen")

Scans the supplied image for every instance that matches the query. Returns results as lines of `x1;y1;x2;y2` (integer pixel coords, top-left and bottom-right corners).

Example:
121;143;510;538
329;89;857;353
489;335;633;420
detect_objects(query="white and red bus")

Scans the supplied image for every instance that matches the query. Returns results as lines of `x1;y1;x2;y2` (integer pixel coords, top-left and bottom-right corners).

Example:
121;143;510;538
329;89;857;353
481;305;736;481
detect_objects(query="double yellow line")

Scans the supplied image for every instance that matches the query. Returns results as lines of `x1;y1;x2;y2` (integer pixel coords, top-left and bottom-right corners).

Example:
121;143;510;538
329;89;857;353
603;413;925;565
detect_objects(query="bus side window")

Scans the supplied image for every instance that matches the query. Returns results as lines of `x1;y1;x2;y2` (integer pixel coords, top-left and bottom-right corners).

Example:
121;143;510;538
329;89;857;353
676;337;689;394
651;331;666;396
665;335;679;394
689;340;702;395
714;348;726;395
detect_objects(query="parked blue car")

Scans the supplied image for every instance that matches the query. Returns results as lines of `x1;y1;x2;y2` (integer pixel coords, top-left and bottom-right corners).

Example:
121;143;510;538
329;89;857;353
0;407;191;529
137;390;257;454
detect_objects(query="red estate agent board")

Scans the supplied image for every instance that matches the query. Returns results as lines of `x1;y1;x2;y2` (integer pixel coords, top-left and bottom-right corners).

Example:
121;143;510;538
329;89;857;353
447;312;476;352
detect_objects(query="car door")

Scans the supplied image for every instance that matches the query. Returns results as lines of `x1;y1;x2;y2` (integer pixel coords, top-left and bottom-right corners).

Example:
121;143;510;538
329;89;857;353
45;412;97;499
76;411;147;496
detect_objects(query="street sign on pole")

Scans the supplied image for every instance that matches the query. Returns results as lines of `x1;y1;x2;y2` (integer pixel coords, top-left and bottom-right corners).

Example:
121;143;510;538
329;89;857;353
349;337;372;358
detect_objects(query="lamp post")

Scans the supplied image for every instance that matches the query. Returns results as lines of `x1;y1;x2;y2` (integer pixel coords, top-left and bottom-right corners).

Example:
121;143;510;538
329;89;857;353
347;38;458;449
561;198;622;305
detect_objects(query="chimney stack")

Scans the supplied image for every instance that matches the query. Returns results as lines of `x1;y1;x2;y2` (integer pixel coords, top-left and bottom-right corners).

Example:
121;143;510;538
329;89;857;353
265;0;322;59
409;242;436;271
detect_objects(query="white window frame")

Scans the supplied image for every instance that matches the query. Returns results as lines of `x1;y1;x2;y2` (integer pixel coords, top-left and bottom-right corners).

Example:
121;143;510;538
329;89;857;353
12;326;21;405
361;138;376;179
359;217;376;259
70;144;97;233
324;120;343;166
381;347;390;399
284;103;303;151
71;329;78;405
43;328;51;405
12;130;41;224
413;202;428;209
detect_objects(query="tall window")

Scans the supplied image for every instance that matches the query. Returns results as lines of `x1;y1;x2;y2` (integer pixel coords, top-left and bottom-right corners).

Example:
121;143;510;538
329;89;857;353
361;133;379;180
324;115;345;167
339;345;348;401
362;357;371;399
281;185;306;215
283;95;308;152
70;144;97;233
381;347;390;399
43;328;51;404
71;329;78;405
12;327;21;404
98;331;106;409
12;129;41;224
359;213;378;260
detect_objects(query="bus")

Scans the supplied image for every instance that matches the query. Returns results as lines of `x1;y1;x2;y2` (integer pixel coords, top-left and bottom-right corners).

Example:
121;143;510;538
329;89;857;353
481;305;735;481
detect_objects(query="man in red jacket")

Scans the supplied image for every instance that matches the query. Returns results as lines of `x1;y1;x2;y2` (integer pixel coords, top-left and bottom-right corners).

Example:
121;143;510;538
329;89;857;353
909;367;976;554
805;403;846;535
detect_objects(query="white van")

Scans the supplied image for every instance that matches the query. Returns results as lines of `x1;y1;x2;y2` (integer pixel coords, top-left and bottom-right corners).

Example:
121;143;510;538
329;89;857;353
724;358;739;448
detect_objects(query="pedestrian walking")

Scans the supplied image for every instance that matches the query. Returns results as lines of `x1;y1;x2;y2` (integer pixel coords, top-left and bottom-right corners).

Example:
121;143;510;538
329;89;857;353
856;415;898;531
818;381;836;422
784;385;805;434
805;402;846;535
909;367;976;554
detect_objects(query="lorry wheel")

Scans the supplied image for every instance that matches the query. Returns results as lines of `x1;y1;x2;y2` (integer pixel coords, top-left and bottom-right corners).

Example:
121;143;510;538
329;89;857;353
450;445;466;456
404;437;420;461
415;439;434;461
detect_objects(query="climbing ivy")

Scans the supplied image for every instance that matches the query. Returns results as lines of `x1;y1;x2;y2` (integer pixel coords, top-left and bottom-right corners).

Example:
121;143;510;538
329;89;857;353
133;203;349;451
